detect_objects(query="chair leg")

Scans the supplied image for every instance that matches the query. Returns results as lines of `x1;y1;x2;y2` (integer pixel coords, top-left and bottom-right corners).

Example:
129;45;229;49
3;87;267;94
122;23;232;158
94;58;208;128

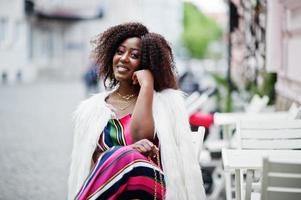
245;170;254;200
207;167;225;200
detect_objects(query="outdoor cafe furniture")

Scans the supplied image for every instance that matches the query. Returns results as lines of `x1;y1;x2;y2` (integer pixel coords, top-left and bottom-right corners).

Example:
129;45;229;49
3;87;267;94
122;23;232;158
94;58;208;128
222;149;301;200
259;157;301;200
222;119;301;200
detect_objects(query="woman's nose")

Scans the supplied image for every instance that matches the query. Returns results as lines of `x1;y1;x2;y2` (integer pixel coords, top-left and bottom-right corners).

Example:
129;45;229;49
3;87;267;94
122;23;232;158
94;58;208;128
120;52;129;63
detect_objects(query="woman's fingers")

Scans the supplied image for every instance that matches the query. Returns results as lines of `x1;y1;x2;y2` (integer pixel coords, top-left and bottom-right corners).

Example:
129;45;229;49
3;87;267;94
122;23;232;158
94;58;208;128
131;139;157;156
137;139;152;152
132;70;154;86
149;144;159;158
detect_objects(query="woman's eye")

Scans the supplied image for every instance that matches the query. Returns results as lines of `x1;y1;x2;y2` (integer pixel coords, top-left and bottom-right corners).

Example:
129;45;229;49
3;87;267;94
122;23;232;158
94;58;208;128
131;54;138;59
116;49;124;55
131;53;140;59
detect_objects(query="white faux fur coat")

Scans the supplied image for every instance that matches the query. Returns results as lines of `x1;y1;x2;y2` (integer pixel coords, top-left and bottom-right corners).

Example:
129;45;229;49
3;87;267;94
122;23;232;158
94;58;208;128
68;89;206;200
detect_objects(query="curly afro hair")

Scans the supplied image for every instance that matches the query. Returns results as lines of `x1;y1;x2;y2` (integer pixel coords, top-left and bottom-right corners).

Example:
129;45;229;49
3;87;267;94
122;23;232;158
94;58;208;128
92;22;149;89
140;32;178;91
93;22;177;91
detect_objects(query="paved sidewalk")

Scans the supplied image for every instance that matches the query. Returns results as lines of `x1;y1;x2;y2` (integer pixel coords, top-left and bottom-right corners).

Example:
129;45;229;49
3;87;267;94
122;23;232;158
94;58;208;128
0;81;86;200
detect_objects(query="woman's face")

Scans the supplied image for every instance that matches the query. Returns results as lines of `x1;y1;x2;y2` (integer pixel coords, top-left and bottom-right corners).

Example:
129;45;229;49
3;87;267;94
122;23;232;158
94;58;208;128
112;37;141;83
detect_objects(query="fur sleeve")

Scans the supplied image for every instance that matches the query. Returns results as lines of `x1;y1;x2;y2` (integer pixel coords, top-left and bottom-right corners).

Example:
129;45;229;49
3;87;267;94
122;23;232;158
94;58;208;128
153;89;206;200
68;93;113;200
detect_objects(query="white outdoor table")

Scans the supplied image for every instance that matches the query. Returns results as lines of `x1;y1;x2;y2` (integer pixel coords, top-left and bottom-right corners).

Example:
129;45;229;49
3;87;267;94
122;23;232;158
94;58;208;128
222;148;301;200
214;112;288;125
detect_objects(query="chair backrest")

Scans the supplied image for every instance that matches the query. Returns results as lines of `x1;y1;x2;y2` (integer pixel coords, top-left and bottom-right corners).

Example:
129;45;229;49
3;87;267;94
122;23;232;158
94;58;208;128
289;107;301;120
245;94;269;113
191;126;205;165
237;119;301;149
261;157;301;200
287;103;301;120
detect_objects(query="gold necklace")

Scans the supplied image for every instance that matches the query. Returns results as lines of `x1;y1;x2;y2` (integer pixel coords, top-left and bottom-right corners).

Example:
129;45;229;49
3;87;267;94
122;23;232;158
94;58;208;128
111;91;137;111
116;91;137;101
115;97;137;111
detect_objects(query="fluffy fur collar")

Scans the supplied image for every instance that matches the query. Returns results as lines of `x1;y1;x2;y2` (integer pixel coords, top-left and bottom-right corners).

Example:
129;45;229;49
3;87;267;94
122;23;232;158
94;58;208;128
68;89;206;200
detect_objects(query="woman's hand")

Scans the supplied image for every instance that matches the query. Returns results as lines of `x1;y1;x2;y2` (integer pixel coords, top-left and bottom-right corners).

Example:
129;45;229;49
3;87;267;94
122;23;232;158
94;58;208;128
132;70;154;87
130;139;158;158
130;69;155;142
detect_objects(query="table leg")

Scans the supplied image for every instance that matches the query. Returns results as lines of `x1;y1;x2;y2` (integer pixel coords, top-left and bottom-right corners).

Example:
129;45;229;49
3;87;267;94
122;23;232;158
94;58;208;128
224;171;232;200
235;169;242;200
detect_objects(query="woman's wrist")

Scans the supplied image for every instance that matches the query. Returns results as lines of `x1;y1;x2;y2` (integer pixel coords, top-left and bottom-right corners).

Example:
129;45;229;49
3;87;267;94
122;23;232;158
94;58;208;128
140;81;154;90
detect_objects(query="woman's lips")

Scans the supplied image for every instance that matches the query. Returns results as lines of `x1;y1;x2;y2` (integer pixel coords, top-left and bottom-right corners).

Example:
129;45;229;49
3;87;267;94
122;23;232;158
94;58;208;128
117;65;129;72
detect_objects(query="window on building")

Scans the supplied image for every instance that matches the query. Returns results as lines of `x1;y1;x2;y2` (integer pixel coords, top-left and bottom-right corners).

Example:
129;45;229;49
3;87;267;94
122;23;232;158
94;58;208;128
0;18;8;45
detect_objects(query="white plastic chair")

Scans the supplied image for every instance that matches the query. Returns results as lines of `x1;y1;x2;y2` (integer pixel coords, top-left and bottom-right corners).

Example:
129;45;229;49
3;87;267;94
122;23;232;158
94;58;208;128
237;119;301;150
219;103;300;200
191;126;205;165
287;103;301;120
192;127;225;200
259;157;301;200
209;95;271;151
236;119;301;200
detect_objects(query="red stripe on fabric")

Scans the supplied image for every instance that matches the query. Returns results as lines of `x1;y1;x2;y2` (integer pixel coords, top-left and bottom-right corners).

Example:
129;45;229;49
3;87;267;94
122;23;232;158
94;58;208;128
108;183;128;200
89;159;150;197
127;176;165;198
109;176;165;200
84;147;150;198
119;114;133;145
78;147;137;199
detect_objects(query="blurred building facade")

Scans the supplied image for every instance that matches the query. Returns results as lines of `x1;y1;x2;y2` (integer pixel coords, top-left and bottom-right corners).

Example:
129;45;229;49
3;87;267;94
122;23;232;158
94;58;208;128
0;0;30;84
229;0;301;108
0;0;104;84
266;0;301;108
0;0;182;84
